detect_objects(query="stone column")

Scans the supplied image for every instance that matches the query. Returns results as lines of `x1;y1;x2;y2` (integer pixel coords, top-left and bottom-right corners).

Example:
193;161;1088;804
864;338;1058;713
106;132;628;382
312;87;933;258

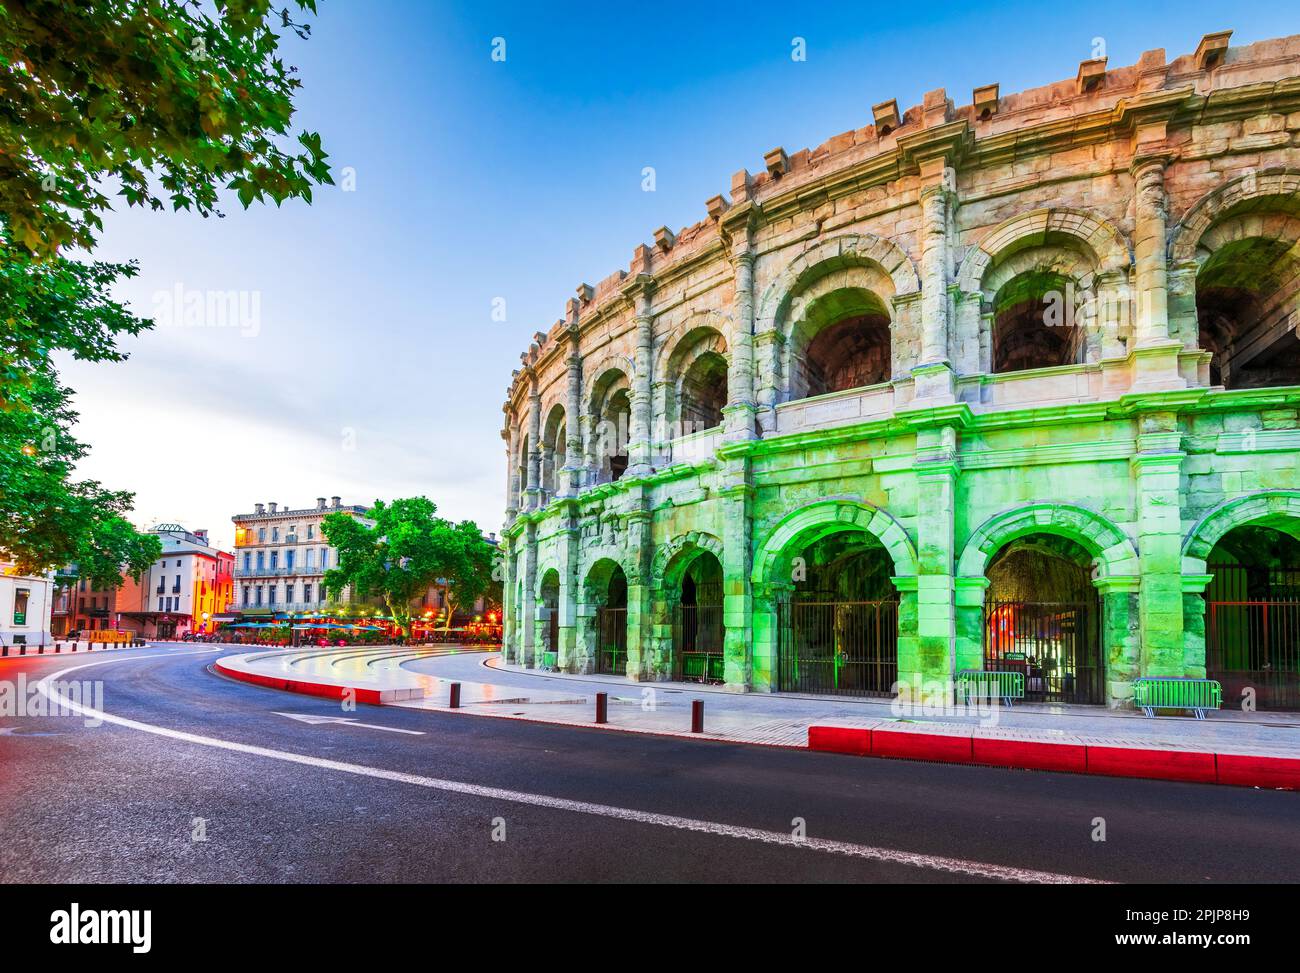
524;376;542;510
724;248;758;442
561;319;584;495
626;277;655;478
1131;411;1185;677
555;507;579;670
891;576;922;698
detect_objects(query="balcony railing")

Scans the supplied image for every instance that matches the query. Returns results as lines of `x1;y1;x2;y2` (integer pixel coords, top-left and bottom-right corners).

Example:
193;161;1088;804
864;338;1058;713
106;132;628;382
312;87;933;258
234;564;324;578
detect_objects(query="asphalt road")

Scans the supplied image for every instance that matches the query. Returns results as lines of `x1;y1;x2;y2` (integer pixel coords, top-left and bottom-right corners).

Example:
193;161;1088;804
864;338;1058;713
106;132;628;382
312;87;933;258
1;645;1297;883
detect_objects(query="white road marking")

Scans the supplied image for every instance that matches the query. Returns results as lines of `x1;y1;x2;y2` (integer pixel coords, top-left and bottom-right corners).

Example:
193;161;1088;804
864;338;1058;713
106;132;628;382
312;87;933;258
274;712;425;735
35;652;1107;885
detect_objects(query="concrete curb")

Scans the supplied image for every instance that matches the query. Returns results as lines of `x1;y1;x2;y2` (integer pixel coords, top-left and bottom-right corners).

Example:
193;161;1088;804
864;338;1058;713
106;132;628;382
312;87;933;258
213;657;425;704
807;724;1299;790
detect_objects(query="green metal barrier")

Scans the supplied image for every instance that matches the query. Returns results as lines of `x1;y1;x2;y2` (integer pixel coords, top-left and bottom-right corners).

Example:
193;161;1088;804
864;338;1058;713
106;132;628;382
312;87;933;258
540;650;557;670
1132;677;1222;719
681;652;724;682
956;669;1025;707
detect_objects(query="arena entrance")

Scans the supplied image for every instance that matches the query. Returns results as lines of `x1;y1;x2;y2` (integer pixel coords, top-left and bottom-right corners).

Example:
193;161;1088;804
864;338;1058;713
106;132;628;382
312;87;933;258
671;552;724;683
777;532;899;697
1205;524;1300;711
983;536;1104;705
595;565;629;676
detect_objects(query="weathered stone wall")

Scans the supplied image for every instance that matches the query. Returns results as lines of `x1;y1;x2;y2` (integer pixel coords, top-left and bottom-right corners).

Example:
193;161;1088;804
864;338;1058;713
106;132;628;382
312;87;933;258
501;31;1300;708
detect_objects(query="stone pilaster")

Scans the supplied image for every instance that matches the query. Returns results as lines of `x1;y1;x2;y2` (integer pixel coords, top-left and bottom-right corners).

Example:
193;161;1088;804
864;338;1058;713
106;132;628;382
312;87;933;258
500;534;516;662
911;422;959;698
560;317;584;495
503;421;518;522
624;275;656;478
1096;576;1141;707
1181;573;1214;680
724;246;758;442
1131;411;1185;676
524;375;542;510
1129;151;1185;389
555;505;580;670
751;581;791;693
719;460;753;690
519;519;538;667
913;158;956;402
953;576;989;674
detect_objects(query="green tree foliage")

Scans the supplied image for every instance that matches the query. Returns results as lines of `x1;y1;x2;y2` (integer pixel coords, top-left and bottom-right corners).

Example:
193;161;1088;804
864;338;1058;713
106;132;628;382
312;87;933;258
0;0;331;258
321;498;496;638
0;1;328;573
0;367;160;578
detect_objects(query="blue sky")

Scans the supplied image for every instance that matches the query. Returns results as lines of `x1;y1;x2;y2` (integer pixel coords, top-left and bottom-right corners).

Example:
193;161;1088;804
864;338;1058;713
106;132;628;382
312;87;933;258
60;1;1293;549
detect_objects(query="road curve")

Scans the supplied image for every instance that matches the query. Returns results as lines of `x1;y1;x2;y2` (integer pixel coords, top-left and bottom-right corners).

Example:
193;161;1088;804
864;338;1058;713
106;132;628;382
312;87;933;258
1;646;1297;883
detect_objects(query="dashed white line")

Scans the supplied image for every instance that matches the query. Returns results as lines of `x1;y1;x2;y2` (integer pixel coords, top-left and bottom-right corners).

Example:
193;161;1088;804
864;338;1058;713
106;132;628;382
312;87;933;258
35;651;1108;884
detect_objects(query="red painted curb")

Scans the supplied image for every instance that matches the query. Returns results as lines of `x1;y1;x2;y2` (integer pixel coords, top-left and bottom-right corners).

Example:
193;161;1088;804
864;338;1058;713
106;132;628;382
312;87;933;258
871;728;973;763
214;660;383;705
808;725;871;755
1085;745;1218;785
807;724;1300;789
973;737;1088;774
1216;753;1300;790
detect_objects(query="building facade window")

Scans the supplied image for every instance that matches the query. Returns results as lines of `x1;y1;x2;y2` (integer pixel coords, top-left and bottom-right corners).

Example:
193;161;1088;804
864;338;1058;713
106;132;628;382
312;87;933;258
13;588;29;626
303;583;312;604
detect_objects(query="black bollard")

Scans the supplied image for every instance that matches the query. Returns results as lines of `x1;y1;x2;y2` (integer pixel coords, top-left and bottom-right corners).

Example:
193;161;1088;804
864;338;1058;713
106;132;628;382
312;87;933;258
691;699;704;734
448;682;461;709
595;692;608;724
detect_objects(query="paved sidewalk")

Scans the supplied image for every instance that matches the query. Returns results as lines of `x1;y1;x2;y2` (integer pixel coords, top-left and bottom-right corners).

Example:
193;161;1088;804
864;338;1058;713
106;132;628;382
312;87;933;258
214;645;1300;760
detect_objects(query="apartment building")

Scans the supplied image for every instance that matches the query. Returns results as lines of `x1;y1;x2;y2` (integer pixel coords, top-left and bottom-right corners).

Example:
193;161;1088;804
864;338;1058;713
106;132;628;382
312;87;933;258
231;497;373;614
114;525;235;639
0;559;54;649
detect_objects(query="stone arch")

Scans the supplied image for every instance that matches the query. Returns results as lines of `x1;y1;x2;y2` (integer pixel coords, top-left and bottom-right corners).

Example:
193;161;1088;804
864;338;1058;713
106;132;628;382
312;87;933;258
957;502;1139;580
583;353;636;414
1182;490;1300;573
1170;168;1300;265
956;207;1132;296
652;530;726;587
654;308;734;377
540;402;567;497
752;498;918;586
755;232;921;332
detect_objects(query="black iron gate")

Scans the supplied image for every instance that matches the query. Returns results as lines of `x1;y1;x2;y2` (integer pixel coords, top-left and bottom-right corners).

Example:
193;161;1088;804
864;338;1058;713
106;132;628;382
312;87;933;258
596;606;628;676
672;604;724;682
1206;566;1300;710
777;600;898;697
984;600;1103;704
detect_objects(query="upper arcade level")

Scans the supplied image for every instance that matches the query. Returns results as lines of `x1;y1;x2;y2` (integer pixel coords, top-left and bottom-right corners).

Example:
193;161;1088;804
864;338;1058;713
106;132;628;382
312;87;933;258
502;30;1300;520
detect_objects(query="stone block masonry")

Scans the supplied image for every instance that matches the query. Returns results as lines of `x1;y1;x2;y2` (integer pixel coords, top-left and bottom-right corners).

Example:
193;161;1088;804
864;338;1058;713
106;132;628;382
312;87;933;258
500;31;1300;710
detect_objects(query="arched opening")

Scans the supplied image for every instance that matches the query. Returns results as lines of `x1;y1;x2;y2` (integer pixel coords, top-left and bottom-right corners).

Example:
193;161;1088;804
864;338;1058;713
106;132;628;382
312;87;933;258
679;350;727;433
778;530;899;696
790;286;892;400
589;562;629;675
984;535;1103;704
541;405;566;499
538;569;560;667
991;270;1084;373
1204;523;1300;710
671;551;724;683
590;370;631;483
1196;223;1300;389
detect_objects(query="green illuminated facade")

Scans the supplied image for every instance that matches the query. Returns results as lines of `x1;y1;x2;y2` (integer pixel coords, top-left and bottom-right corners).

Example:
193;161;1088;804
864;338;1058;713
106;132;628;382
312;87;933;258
501;32;1300;708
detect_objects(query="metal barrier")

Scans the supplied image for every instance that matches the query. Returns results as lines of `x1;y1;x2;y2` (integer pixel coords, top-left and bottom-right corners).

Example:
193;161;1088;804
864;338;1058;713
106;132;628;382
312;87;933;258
956;669;1025;707
1132;677;1222;719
